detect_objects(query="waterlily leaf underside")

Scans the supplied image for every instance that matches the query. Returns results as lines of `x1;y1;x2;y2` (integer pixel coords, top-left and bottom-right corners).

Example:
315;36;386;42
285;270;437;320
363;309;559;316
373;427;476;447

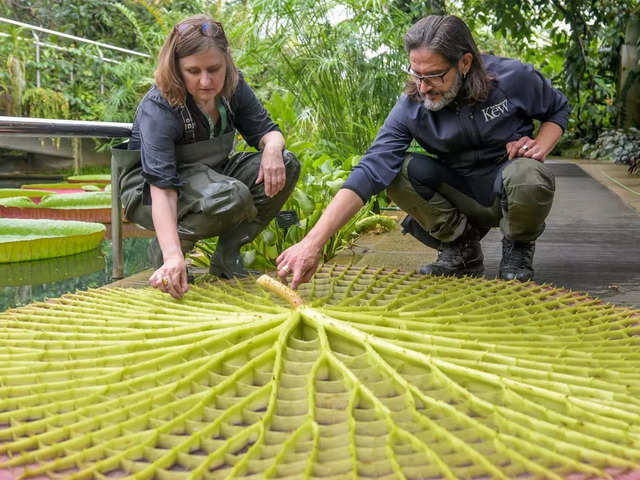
1;265;639;479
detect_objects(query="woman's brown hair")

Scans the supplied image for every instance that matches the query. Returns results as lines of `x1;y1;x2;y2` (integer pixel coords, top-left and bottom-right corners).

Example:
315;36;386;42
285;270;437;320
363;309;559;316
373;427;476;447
403;15;494;104
154;14;239;107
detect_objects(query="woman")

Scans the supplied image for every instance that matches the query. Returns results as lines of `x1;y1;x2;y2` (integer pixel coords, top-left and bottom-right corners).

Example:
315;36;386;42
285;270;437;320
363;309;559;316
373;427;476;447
112;14;300;299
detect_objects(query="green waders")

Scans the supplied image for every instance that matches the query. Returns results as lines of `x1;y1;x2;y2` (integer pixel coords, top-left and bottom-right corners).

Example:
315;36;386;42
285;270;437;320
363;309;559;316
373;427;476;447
111;125;300;277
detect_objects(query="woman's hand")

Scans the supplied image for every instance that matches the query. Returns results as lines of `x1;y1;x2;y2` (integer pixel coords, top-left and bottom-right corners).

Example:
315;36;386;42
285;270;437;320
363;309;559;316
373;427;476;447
257;131;287;198
256;144;286;197
276;239;322;291
149;253;189;299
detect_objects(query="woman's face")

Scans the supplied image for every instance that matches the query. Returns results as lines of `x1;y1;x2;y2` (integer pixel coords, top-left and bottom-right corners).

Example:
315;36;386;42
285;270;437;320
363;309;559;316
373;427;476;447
178;47;227;104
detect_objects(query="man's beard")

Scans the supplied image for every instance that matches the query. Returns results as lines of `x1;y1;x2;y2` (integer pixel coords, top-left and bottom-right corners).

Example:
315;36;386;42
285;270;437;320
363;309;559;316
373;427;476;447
421;70;463;111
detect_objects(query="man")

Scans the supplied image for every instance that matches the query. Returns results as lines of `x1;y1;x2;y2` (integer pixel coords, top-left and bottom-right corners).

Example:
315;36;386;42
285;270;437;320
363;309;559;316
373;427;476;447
277;14;570;290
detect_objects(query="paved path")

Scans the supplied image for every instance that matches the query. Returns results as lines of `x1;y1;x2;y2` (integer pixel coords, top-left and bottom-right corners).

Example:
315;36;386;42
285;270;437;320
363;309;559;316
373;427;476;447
338;161;640;308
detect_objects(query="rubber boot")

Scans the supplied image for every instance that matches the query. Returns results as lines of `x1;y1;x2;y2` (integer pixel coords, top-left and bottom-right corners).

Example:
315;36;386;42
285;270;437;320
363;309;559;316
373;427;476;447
419;223;486;277
499;237;535;281
209;224;261;279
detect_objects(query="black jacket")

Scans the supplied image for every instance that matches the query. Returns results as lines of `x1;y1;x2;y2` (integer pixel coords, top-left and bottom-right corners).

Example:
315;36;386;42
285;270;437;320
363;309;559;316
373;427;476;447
342;54;571;202
129;72;280;191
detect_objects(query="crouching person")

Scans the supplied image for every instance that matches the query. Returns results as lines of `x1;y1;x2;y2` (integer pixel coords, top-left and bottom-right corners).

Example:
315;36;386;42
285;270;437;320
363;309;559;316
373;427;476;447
276;14;568;290
112;14;299;298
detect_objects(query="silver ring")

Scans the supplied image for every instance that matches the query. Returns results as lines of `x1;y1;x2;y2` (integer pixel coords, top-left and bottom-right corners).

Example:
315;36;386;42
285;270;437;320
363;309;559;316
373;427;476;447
281;264;290;274
521;144;529;151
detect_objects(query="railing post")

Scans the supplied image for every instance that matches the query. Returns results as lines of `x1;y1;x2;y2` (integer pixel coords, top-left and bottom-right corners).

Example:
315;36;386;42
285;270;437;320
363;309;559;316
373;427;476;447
97;47;105;95
110;152;123;280
32;31;40;88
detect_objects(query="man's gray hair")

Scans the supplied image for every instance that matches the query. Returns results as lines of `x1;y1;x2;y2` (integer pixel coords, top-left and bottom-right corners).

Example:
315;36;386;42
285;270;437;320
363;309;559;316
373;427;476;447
403;15;494;103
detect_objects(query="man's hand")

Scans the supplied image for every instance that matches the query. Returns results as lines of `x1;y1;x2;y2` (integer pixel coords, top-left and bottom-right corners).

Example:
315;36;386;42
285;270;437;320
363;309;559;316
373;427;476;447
256;145;286;198
506;123;564;162
276;240;322;290
506;135;545;162
149;254;188;299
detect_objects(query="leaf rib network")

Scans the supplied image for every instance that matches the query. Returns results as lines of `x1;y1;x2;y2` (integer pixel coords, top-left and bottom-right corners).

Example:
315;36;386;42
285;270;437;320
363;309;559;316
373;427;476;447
1;264;639;479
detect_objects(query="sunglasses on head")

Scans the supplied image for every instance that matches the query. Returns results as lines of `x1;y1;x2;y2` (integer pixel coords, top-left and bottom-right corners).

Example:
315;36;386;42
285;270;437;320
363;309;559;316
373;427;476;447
175;20;224;38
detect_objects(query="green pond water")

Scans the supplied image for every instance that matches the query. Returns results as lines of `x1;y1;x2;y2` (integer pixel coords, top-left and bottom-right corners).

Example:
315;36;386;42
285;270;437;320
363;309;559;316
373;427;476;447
0;237;153;312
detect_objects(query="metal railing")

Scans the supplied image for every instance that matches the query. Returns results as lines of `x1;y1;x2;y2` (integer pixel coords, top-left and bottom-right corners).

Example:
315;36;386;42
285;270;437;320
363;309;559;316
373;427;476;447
0;116;133;280
0;17;150;92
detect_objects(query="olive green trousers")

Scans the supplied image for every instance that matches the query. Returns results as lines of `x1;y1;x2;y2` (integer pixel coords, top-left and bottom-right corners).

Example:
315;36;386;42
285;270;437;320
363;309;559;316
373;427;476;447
387;154;555;244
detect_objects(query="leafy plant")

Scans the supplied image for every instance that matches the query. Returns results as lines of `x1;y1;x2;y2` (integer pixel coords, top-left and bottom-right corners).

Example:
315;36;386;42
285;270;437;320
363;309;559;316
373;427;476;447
22;87;70;119
455;0;640;139
194;90;387;270
581;128;640;172
0;188;51;200
1;265;639;478
226;0;412;157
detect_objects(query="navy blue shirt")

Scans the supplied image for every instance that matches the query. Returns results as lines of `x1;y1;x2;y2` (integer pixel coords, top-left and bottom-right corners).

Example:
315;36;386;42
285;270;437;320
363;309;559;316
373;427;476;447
129;72;280;191
342;54;571;202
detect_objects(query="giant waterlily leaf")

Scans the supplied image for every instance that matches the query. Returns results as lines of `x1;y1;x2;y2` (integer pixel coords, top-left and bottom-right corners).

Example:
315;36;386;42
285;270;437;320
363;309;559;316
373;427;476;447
0;197;37;208
1;265;639;479
66;174;111;186
21;183;100;194
37;192;111;209
0;193;116;223
0;218;105;263
0;189;51;201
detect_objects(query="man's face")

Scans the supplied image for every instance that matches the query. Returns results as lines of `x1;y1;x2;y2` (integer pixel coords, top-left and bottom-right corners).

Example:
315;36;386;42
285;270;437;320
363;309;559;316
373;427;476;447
409;47;462;111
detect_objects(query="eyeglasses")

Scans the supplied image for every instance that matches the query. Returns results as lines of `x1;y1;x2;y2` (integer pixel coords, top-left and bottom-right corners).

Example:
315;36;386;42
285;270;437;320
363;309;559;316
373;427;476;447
404;65;454;87
175;20;224;38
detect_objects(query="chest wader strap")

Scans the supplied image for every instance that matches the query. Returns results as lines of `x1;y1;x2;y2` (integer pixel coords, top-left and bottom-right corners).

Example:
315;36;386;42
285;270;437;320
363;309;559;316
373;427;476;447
178;104;196;143
179;98;229;142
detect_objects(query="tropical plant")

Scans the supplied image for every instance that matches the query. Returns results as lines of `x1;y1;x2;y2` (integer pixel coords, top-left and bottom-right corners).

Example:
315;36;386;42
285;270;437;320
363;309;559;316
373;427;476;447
193;91;392;271
0;188;51;199
231;0;412;156
22;87;70;119
581;127;640;170
454;0;640;141
1;266;639;478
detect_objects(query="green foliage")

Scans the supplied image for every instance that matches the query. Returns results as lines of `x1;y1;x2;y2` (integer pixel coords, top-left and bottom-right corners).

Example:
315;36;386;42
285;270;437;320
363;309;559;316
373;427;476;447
581;128;640;175
225;0;413;156
0;188;51;199
1;266;640;477
455;0;640;140
5;55;25;116
22;87;70;119
193;91;387;270
0;196;37;208
38;192;111;209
